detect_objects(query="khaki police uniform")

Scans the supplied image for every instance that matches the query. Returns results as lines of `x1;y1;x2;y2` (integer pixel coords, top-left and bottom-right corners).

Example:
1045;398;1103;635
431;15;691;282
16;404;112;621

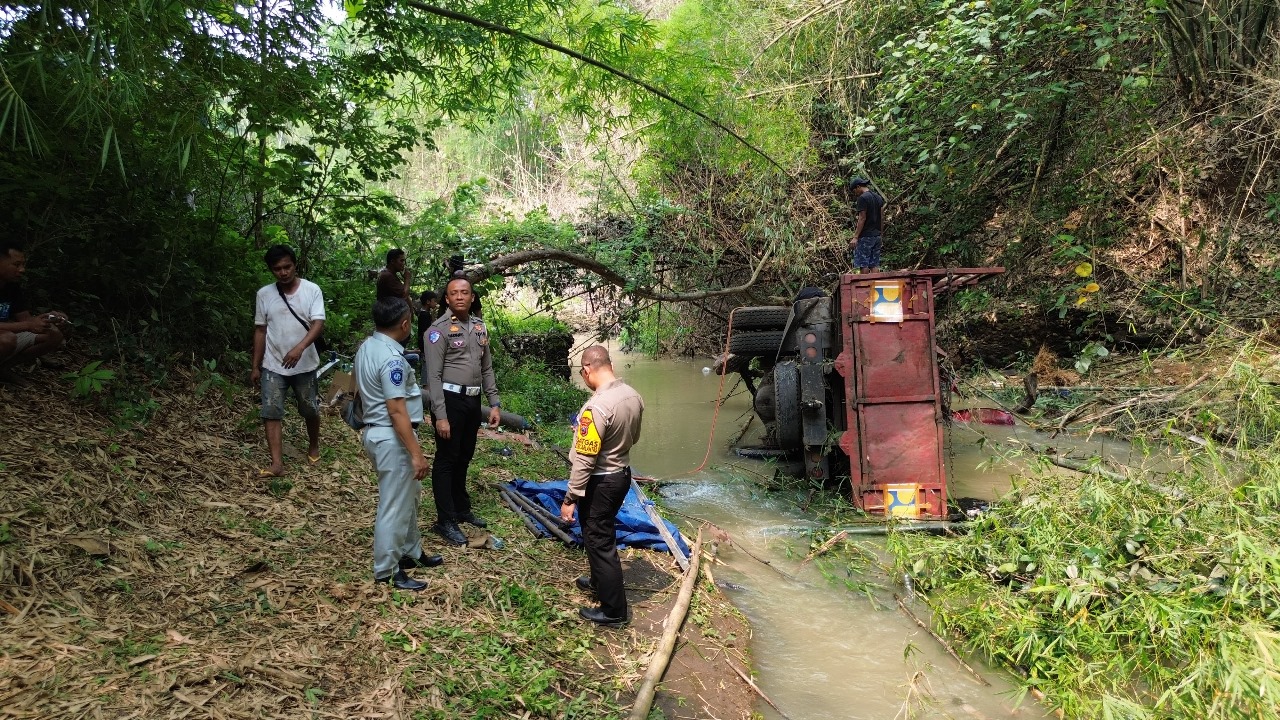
423;312;500;524
566;378;644;619
355;331;427;580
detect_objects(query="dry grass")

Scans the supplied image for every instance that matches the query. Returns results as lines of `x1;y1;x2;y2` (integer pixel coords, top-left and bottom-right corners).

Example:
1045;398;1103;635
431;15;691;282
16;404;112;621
0;362;749;719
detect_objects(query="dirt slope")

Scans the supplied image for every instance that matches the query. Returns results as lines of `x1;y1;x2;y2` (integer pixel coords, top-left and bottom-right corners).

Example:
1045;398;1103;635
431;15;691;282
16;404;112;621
0;363;752;719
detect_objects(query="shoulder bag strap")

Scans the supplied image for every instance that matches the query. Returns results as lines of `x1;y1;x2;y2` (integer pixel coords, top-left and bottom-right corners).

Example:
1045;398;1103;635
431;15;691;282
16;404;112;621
276;284;312;333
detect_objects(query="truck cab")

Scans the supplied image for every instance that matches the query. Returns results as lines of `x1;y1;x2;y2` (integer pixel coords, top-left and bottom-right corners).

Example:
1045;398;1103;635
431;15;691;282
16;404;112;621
724;269;1003;518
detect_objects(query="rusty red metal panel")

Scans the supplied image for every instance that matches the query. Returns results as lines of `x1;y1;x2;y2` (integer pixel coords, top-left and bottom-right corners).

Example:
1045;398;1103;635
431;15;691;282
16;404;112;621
838;283;862;495
855;322;936;402
839;271;947;518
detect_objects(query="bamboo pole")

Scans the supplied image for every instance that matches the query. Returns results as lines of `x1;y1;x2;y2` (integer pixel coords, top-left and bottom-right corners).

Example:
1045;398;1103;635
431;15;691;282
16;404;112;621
726;659;792;719
631;478;689;572
628;528;704;720
895;597;990;686
798;530;848;568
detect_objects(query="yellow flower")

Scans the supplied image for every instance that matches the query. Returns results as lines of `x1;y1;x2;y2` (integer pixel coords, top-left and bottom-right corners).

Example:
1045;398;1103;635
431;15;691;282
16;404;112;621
1083;282;1100;293
1076;295;1090;307
1074;262;1093;278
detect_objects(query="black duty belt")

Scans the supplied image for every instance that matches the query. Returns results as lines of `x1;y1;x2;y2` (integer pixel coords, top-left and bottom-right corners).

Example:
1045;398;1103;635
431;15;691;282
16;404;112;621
590;467;632;481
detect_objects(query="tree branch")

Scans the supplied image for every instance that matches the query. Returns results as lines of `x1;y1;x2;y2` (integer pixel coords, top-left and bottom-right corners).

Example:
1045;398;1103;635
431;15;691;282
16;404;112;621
467;244;776;302
399;1;795;182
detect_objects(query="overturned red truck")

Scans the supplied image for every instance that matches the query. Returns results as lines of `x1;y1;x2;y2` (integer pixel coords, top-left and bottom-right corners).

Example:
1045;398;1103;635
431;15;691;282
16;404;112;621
722;268;1004;519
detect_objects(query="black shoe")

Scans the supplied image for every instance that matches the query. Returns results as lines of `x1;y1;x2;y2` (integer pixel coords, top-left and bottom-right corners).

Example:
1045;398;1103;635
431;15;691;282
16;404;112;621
378;570;427;591
399;553;445;570
433;521;467;546
575;575;596;593
459;512;488;528
579;606;629;627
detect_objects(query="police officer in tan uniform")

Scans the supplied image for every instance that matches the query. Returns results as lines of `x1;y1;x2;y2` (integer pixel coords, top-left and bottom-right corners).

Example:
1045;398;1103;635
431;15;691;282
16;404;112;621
559;345;644;626
424;277;501;545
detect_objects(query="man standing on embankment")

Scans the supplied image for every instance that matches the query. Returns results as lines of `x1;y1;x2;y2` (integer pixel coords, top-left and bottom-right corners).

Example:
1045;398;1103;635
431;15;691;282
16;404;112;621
849;176;885;273
250;245;324;477
354;297;443;590
560;345;645;626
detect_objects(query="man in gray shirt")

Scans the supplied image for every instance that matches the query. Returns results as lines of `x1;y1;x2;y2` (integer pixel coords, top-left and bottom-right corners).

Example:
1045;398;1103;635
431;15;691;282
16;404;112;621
355;297;444;591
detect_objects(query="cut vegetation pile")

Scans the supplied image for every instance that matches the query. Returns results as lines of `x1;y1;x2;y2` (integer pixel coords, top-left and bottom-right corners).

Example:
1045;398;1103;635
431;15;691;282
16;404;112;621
0;362;751;719
892;350;1280;719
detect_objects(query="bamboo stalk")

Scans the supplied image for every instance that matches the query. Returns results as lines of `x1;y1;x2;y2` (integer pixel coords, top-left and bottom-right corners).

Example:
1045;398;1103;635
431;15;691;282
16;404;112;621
798;530;848;568
726;658;792;719
628;528;703;720
895;596;990;686
631;478;689;572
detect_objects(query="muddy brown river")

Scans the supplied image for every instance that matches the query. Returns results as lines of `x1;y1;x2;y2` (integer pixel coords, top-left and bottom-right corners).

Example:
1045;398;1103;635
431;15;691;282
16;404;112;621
578;349;1071;720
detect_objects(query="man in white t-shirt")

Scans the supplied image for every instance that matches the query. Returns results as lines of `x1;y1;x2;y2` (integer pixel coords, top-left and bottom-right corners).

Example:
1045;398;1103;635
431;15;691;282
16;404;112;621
251;245;326;477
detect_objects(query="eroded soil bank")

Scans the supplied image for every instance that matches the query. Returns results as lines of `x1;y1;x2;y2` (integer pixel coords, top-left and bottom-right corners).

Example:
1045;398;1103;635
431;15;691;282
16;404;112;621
0;362;753;719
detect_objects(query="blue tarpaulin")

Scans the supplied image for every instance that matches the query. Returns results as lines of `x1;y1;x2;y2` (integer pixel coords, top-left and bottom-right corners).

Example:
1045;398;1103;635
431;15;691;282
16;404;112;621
503;478;691;556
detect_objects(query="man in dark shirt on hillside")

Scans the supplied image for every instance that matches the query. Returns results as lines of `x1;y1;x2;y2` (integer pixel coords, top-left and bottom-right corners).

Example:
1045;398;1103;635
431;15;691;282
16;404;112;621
0;239;69;382
377;249;413;304
416;290;438;351
849;177;885;273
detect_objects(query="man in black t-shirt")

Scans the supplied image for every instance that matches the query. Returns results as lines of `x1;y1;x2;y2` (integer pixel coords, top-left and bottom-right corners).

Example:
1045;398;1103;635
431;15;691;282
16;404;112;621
0;239;69;381
416;290;438;351
849;177;885;273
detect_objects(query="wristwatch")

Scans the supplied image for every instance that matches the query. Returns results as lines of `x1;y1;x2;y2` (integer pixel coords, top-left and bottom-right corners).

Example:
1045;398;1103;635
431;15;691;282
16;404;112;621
562;494;578;506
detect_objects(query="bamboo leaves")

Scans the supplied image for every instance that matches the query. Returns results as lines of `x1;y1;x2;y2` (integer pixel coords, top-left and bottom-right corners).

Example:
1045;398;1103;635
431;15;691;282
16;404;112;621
892;435;1280;718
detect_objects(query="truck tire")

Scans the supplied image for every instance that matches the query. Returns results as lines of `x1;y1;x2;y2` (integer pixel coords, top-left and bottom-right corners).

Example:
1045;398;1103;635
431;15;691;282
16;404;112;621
753;377;777;424
730;306;790;331
774;362;802;450
728;330;795;357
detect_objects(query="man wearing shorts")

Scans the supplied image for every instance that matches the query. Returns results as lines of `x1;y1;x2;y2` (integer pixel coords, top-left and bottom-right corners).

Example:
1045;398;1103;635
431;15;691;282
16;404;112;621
849;177;885;273
250;245;325;477
0;239;69;382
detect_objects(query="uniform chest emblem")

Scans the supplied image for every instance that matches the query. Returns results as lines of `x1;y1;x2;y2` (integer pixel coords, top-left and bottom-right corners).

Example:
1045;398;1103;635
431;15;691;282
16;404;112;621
428;330;441;344
450;325;460;332
450;339;466;348
573;409;601;456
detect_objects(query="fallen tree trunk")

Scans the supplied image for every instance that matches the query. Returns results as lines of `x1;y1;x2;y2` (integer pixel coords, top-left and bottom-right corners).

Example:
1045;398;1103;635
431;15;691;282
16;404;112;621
629;528;703;720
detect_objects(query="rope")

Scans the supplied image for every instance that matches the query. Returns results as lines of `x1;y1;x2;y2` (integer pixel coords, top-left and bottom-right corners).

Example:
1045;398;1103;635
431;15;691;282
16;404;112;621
667;308;739;478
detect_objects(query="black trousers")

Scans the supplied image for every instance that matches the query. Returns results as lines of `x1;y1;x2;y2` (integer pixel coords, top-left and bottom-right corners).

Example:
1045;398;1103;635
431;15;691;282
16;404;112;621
580;468;631;617
431;390;481;521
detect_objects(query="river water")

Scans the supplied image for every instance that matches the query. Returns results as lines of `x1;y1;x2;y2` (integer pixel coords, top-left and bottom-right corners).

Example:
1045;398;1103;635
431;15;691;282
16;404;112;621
588;350;1061;720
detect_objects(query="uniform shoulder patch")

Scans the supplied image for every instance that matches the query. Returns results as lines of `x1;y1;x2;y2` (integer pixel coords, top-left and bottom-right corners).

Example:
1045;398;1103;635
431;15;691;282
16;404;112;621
573;409;602;456
390;367;404;386
428;329;441;344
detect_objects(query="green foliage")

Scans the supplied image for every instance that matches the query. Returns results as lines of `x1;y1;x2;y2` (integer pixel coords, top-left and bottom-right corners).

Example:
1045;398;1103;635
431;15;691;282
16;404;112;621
618;303;689;355
1073;341;1110;376
63;361;115;399
494;362;588;439
485;306;572;336
891;439;1280;718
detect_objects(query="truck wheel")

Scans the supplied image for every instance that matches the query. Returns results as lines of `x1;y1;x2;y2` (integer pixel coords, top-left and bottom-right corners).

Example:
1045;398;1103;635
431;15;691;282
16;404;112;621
730;306;790;331
753;377;777;424
774;362;802;450
728;330;795;357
